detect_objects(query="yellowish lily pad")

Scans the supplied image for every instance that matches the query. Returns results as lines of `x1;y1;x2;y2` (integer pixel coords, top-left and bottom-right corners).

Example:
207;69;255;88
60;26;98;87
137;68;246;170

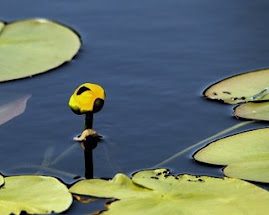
204;69;269;104
224;160;269;183
0;174;3;187
194;128;269;183
0;22;4;32
0;175;72;215
70;169;269;215
234;101;269;121
0;18;81;82
70;173;149;199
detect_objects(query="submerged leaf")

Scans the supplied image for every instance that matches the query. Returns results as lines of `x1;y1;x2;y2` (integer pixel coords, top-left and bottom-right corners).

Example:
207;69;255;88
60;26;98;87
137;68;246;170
194;128;269;183
0;94;31;126
70;169;269;215
0;175;72;215
204;69;269;104
0;18;81;82
234;101;269;121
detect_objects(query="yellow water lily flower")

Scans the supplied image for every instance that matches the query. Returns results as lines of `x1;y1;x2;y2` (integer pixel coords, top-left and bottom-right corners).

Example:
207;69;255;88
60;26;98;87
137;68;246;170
69;83;105;114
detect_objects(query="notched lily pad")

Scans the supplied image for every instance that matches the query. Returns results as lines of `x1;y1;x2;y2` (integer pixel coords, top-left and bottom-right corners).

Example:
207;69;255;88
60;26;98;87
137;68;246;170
0;18;81;82
234;101;269;121
70;169;269;215
69;173;149;199
194;128;269;183
0;175;72;215
204;69;269;104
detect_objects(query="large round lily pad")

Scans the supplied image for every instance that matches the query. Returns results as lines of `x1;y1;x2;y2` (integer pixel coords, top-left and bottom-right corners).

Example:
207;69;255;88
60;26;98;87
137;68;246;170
194;128;269;183
0;18;81;82
0;175;72;215
204;69;269;104
70;169;269;215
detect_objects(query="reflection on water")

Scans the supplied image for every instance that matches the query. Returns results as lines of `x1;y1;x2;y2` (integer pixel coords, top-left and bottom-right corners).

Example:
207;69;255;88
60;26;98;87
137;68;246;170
12;135;101;181
83;136;99;179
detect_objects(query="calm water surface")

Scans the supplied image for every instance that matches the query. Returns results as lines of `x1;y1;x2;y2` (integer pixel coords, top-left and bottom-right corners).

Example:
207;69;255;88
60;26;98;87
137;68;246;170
1;0;269;213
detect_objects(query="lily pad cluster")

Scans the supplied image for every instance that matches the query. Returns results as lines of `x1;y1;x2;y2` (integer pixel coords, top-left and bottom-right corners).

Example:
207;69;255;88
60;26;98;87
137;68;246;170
204;68;269;120
0;174;72;215
1;17;269;214
198;69;269;183
69;169;269;215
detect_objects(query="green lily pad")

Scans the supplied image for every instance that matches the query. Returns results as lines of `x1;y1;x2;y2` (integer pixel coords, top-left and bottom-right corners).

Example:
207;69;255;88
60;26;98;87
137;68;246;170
70;169;269;215
204;69;269;104
0;22;4;32
224;160;269;183
69;173;148;199
194;128;269;183
0;174;3;187
0;18;81;82
234;101;269;121
0;175;72;215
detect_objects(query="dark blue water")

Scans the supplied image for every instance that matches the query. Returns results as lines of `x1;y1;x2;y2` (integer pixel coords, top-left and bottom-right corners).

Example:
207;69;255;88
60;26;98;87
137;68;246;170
1;0;269;214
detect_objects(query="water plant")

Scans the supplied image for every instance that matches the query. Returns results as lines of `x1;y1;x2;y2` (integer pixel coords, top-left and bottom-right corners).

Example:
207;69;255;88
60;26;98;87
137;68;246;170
0;16;269;215
67;69;269;213
69;83;106;178
69;169;269;215
0;174;72;215
69;83;105;132
194;127;269;183
203;68;269;104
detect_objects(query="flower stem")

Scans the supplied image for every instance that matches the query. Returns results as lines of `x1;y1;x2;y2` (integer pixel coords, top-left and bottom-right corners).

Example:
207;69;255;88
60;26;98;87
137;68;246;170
84;112;93;129
84;112;94;179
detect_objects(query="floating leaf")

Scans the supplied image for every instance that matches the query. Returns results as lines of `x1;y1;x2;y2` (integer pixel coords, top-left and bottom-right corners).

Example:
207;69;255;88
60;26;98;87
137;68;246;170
234;101;269;121
0;175;72;215
0;18;81;82
204;69;269;104
224;160;269;183
70;169;269;215
0;22;4;32
0;174;3;187
69;173;149;199
0;94;31;126
194;128;269;183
